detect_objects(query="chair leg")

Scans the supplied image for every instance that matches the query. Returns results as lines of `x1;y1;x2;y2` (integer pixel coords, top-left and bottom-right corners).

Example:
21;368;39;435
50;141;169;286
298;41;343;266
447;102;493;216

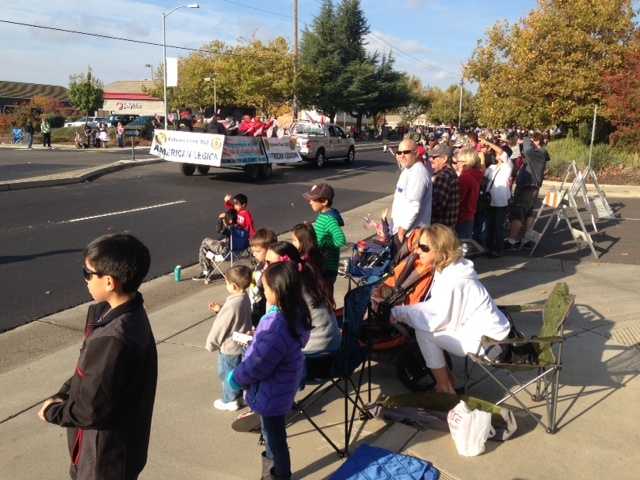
548;365;561;433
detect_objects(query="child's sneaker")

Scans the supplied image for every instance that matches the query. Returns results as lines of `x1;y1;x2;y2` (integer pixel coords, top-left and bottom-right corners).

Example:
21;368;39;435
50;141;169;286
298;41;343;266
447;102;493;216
213;254;226;262
214;399;240;411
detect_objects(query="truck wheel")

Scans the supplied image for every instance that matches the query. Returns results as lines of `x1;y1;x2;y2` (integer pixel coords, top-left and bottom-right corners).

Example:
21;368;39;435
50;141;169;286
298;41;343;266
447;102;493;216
258;164;273;179
244;164;260;181
181;163;196;176
315;149;326;168
196;165;210;175
344;147;355;164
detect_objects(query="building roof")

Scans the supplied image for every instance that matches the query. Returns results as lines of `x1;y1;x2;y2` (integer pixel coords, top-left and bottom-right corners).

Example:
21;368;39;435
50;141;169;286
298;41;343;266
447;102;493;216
0;80;69;102
104;80;156;94
103;92;161;101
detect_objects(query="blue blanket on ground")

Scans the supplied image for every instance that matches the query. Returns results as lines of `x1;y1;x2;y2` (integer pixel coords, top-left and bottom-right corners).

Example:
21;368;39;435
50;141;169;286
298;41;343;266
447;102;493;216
330;444;440;480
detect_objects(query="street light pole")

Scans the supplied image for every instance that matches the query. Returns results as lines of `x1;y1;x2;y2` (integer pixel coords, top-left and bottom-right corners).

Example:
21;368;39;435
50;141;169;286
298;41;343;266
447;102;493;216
214;77;217;115
457;78;463;130
145;63;154;81
162;4;200;130
292;0;299;120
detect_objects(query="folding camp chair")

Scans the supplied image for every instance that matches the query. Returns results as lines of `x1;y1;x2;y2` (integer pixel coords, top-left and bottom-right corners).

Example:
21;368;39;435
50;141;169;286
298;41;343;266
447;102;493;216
203;226;250;279
464;282;575;433
291;283;374;457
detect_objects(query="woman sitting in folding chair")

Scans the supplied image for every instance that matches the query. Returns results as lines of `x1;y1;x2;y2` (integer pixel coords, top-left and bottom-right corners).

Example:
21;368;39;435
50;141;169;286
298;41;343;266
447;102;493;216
390;224;510;394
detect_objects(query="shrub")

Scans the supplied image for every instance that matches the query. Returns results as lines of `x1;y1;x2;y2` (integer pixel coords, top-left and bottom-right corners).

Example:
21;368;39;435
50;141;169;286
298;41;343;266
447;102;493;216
546;137;640;176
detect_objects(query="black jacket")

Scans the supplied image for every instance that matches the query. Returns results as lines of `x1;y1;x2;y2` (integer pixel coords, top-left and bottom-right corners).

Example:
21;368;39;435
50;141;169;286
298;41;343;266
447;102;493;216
45;294;158;480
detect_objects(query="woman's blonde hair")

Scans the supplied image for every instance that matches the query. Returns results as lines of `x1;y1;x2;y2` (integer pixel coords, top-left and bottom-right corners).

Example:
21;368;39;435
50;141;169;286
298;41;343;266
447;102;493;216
422;224;462;271
456;147;480;170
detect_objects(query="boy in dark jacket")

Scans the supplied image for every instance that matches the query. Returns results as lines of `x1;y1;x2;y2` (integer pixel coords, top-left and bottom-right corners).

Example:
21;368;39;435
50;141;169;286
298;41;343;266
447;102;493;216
38;233;157;480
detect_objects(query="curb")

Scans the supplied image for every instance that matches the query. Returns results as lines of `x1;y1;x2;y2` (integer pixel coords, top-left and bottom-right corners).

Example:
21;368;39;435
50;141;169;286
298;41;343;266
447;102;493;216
0;144;151;152
0;158;163;192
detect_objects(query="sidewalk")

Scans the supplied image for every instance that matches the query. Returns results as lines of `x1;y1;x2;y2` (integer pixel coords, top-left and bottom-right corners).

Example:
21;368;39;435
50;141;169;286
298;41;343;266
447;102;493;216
1;196;639;479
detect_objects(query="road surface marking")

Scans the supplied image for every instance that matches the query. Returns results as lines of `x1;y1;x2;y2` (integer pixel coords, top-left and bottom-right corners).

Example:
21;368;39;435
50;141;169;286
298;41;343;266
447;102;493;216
59;200;187;224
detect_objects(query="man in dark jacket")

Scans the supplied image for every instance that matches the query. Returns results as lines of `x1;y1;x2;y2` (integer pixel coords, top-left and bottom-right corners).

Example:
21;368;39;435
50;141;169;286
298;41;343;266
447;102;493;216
505;132;550;247
38;234;157;480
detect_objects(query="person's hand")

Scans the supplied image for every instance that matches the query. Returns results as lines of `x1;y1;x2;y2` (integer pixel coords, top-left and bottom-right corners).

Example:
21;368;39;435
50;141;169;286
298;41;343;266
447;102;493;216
208;302;221;313
224;194;232;203
397;228;406;243
38;397;63;421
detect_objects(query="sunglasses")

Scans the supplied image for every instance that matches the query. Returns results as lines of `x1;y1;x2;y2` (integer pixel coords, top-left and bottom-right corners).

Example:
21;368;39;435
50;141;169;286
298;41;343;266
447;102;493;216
417;243;431;253
82;266;102;281
395;149;414;156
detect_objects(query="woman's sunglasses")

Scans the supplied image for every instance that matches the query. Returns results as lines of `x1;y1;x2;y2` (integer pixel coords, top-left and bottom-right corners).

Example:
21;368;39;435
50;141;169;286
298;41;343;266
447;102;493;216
82;266;102;281
417;243;431;253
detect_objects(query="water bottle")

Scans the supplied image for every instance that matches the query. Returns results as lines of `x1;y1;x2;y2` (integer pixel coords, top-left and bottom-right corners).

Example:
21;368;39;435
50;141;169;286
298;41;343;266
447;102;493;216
174;265;182;282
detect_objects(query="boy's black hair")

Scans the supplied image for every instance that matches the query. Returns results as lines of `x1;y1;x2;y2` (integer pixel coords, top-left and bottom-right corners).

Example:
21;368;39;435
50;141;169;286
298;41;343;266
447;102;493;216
83;233;151;294
233;193;248;206
225;265;252;290
262;261;311;339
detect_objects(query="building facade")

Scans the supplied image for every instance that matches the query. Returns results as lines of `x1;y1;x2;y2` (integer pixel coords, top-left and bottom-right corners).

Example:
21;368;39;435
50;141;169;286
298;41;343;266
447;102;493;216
102;81;164;116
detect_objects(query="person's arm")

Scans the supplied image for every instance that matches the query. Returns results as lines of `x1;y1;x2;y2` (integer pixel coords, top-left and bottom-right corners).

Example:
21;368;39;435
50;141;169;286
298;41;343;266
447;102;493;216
316;215;346;249
44;337;128;429
232;322;287;387
481;138;503;156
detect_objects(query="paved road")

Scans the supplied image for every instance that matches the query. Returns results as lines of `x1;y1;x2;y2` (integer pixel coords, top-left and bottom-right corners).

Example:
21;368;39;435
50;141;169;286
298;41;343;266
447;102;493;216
0;148;153;181
0;150;398;331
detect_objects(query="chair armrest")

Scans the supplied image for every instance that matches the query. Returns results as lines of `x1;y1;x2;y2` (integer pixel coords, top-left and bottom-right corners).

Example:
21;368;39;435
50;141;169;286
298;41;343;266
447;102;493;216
480;335;563;348
498;302;544;313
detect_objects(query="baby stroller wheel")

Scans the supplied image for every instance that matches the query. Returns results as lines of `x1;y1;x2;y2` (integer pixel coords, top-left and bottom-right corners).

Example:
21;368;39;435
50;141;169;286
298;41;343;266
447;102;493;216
396;342;452;392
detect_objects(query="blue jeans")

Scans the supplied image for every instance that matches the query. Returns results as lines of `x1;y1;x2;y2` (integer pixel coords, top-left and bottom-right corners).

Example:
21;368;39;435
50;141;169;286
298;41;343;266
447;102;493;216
217;353;241;403
261;415;290;479
473;210;487;246
455;221;474;240
486;206;508;254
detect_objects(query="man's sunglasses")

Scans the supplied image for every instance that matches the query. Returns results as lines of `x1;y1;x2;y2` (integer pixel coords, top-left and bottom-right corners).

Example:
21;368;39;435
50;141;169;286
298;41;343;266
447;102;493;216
82;266;103;281
396;149;414;156
417;243;431;253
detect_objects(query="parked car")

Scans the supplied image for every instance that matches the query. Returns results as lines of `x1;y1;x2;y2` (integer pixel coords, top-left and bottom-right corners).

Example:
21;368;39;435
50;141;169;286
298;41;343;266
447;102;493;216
291;122;356;167
124;115;160;140
64;116;108;128
108;114;138;127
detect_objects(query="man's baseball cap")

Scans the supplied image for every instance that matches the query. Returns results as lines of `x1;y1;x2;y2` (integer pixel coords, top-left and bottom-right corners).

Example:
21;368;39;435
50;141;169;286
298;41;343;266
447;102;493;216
428;144;453;159
303;183;334;201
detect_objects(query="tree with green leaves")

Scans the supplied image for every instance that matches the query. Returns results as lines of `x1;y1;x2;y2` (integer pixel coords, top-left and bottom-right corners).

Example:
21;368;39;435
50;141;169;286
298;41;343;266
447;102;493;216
426;84;476;127
300;0;410;128
466;0;635;129
299;0;343;120
68;68;104;120
151;38;294;117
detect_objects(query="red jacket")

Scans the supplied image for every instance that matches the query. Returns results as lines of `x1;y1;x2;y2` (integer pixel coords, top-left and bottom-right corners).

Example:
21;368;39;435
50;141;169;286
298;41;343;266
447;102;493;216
237;209;256;238
457;168;483;224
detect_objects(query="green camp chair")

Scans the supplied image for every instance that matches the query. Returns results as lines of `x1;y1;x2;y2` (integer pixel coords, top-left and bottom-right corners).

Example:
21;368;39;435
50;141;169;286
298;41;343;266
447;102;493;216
464;282;575;433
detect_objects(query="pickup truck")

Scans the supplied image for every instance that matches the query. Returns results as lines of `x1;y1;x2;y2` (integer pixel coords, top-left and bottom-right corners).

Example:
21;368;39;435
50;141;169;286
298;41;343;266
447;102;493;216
291;122;356;167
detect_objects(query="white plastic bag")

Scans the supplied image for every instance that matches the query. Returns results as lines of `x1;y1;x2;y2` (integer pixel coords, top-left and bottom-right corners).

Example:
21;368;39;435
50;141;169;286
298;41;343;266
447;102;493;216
447;400;495;456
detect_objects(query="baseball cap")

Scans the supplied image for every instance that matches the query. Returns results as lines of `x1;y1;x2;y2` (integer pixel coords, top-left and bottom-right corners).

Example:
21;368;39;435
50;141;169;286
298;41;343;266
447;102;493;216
303;183;334;202
428;144;453;159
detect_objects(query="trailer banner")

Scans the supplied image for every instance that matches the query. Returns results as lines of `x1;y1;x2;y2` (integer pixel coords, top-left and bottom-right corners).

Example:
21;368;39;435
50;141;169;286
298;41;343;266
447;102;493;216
150;129;225;166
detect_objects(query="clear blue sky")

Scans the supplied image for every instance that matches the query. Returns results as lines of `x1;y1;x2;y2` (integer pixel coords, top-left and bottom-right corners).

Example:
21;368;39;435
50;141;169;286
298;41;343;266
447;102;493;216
1;0;541;89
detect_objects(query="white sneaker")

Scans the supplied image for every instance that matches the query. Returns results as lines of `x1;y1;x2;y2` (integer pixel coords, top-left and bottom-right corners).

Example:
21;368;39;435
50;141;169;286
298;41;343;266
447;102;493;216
214;399;240;411
213;254;225;262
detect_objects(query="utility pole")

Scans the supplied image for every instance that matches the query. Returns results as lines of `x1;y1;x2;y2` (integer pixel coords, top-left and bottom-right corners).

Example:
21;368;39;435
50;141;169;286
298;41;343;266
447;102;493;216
458;78;463;130
292;0;299;121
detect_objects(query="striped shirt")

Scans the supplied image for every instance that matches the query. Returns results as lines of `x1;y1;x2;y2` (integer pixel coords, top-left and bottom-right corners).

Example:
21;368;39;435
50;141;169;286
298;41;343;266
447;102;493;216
314;211;346;274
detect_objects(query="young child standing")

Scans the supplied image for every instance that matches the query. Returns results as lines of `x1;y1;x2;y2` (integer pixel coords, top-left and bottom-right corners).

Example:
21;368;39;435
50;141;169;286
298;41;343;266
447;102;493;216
205;265;253;411
226;261;311;480
303;183;346;297
38;233;157;480
248;228;278;326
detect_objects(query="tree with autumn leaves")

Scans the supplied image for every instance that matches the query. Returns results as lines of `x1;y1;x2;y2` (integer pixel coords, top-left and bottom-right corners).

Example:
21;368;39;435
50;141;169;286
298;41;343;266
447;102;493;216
466;0;636;134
